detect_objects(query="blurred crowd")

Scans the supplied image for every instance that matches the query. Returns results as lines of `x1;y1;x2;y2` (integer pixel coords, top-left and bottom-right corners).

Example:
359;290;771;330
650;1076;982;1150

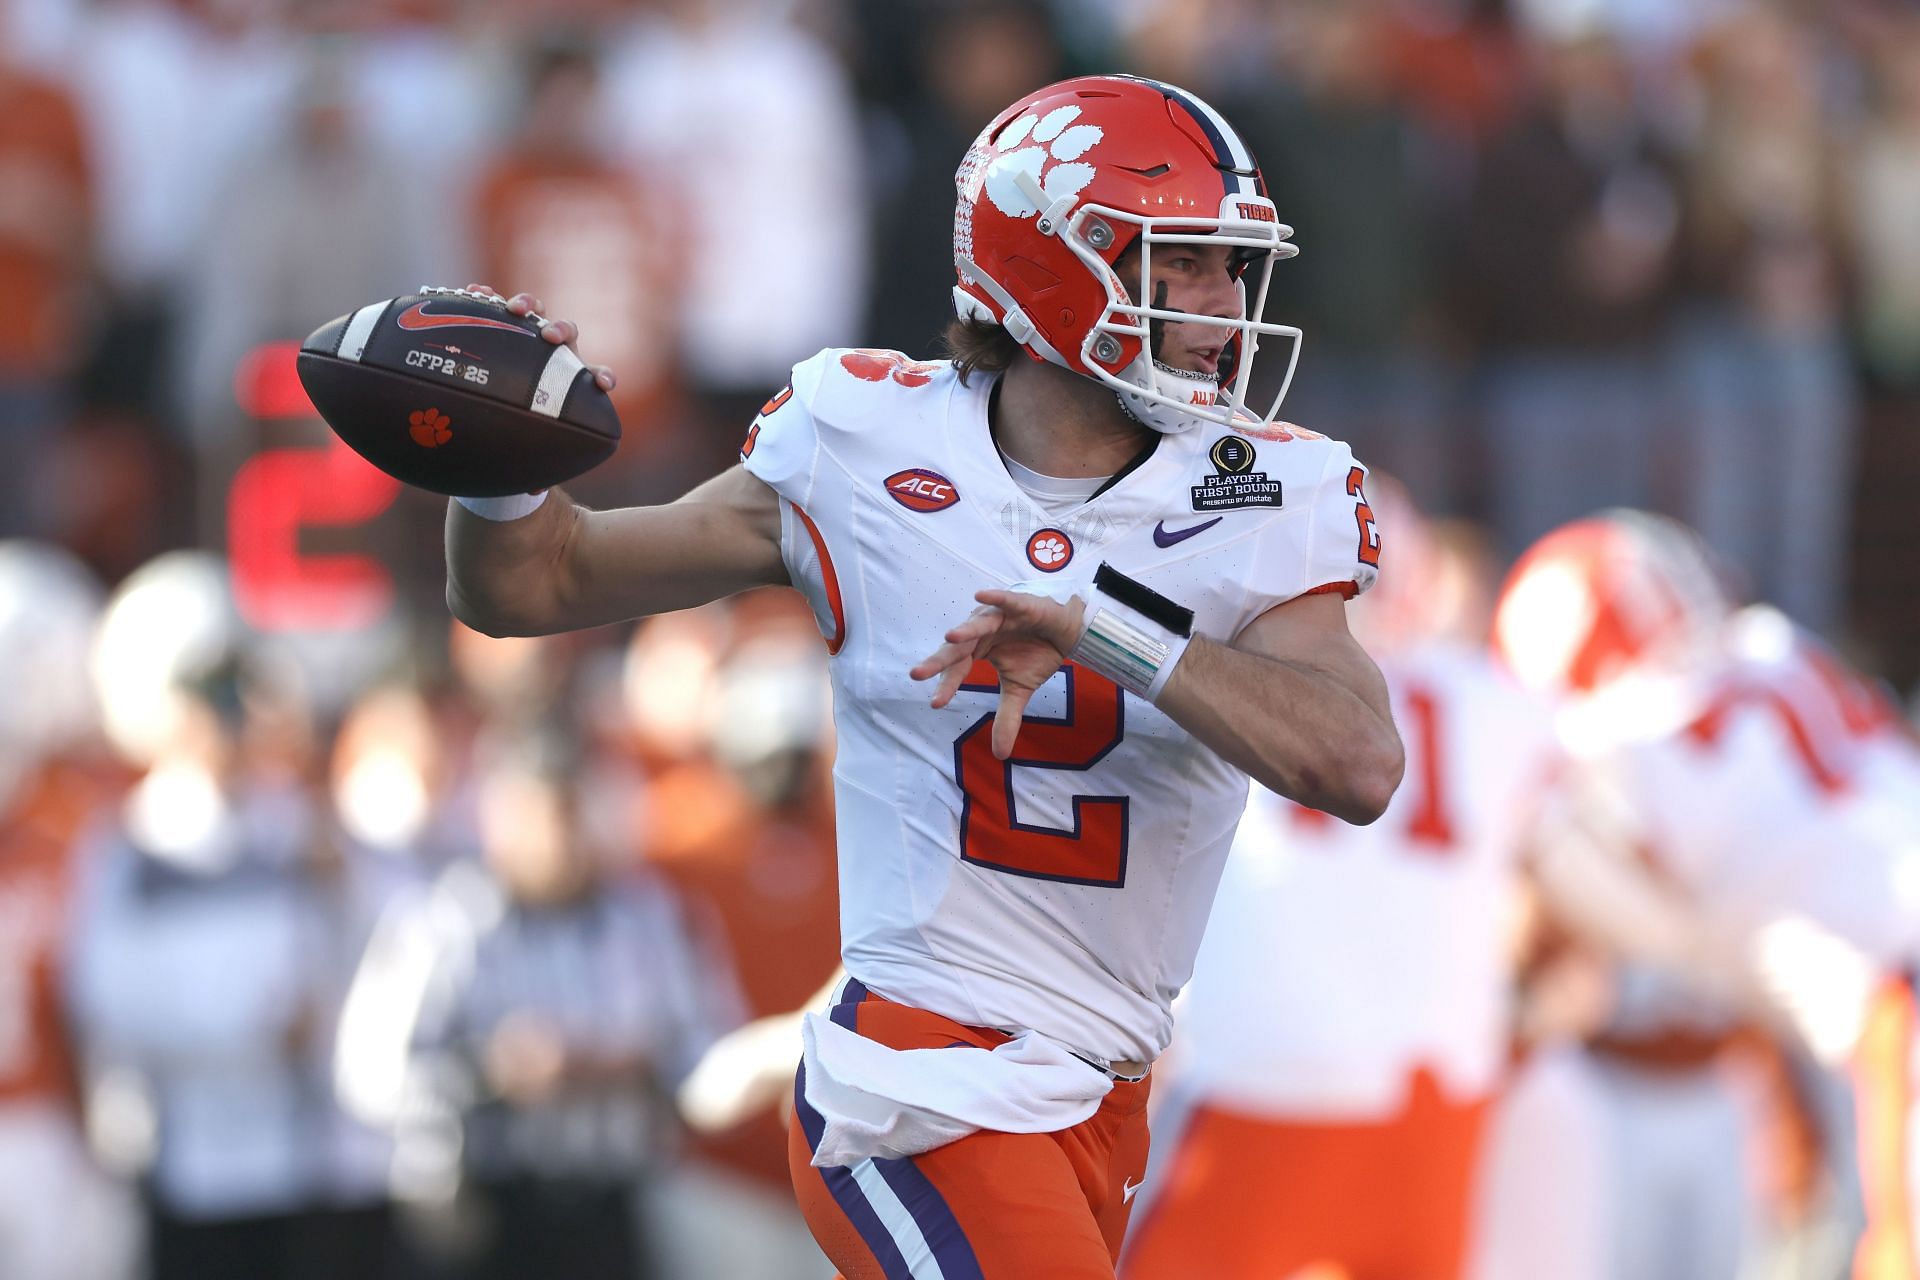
3;0;1920;1277
1;538;845;1279
3;0;1920;668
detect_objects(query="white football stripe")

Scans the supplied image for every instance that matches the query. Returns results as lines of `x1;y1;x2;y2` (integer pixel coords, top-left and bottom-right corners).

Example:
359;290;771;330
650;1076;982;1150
531;343;586;418
338;301;389;362
848;1159;947;1279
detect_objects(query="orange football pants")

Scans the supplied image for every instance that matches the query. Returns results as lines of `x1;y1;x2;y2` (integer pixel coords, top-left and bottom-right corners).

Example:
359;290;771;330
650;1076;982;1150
1121;1068;1488;1280
788;979;1152;1280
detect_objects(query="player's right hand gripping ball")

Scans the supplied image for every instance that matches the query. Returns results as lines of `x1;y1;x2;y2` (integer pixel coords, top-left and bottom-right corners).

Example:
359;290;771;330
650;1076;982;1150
296;287;621;497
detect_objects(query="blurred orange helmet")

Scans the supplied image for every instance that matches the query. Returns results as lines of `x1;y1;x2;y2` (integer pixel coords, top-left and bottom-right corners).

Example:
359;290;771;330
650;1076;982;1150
952;74;1302;435
1492;511;1734;721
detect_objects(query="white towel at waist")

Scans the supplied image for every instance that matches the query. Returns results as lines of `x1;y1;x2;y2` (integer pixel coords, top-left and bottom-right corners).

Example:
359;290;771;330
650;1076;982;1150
800;1011;1113;1168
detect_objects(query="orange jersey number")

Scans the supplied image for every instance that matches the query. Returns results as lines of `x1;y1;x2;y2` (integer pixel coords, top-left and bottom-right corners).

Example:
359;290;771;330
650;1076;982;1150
954;662;1129;887
1347;466;1381;568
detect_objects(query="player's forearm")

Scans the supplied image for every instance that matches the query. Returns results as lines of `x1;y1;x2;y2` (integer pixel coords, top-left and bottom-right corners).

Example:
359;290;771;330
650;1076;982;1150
1156;637;1403;824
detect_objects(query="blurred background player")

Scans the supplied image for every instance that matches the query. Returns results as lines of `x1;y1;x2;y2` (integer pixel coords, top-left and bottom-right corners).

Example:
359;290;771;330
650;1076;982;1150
628;604;843;1280
0;543;140;1280
1708;602;1920;1280
1121;482;1555;1280
1491;511;1920;1280
335;721;736;1280
66;552;399;1280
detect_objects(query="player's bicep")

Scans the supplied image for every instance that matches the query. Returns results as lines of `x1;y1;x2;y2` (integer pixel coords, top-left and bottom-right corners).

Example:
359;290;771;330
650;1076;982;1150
559;466;789;625
1233;591;1393;726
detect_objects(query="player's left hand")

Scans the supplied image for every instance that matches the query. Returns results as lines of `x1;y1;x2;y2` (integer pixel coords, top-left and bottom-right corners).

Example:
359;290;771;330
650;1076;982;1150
911;588;1086;759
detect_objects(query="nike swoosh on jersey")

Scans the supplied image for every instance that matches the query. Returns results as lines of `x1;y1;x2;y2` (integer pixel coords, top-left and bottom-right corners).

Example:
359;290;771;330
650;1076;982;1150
1152;517;1223;547
394;302;532;335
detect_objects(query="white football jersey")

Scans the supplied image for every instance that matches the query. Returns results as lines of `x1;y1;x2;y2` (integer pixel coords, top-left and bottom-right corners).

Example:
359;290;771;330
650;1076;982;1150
1553;608;1920;1048
741;348;1378;1064
1175;645;1553;1117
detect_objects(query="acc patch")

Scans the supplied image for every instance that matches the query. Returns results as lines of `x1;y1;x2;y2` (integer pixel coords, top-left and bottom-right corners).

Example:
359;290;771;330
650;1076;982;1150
1191;435;1282;512
885;468;960;512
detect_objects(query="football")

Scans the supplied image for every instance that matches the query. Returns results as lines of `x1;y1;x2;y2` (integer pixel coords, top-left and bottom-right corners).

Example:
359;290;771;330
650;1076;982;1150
296;286;621;497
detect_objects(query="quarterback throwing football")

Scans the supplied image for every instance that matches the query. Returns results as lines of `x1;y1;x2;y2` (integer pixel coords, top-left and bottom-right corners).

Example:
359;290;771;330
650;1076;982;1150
447;75;1403;1279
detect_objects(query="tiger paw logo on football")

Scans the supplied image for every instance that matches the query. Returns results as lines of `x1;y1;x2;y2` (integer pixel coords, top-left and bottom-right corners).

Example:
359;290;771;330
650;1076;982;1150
409;407;452;448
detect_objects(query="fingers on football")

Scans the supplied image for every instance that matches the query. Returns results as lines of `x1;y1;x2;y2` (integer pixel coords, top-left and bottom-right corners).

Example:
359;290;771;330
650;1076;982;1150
465;281;503;300
991;686;1034;759
591;365;616;390
539;317;578;347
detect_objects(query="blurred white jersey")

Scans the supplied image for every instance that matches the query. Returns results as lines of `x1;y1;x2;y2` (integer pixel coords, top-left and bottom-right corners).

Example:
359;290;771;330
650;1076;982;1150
1727;605;1920;876
742;348;1377;1065
1176;645;1553;1116
1542;606;1920;1052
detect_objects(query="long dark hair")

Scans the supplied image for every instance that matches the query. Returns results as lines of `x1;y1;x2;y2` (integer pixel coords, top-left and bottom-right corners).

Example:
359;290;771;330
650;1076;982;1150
938;316;1023;385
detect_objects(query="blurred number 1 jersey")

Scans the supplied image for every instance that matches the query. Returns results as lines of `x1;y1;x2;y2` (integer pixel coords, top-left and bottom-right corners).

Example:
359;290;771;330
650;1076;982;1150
1177;644;1552;1114
741;347;1377;1066
1121;645;1551;1280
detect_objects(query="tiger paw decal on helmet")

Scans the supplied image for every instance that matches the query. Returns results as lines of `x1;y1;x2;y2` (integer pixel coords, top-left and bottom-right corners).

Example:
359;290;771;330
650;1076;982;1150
982;105;1104;220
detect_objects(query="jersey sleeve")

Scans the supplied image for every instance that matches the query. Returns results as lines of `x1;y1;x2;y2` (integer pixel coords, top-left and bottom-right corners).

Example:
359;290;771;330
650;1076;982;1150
738;348;835;507
1238;440;1382;620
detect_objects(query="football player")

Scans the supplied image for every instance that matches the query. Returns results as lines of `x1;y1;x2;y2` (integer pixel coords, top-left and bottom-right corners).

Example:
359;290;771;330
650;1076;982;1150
444;75;1403;1278
1491;512;1920;1280
0;543;140;1280
1120;484;1556;1280
1707;604;1920;1280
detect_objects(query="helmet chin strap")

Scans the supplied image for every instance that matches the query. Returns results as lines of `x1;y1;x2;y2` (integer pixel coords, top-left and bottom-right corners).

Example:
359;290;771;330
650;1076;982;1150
1113;361;1221;434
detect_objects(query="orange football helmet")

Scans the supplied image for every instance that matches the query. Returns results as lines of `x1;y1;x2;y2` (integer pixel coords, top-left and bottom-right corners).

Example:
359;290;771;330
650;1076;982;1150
1492;512;1735;737
952;74;1301;434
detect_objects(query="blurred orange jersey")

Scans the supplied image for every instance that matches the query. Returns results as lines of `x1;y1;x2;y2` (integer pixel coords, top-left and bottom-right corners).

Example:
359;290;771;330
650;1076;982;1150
644;760;840;1188
471;151;682;428
0;760;124;1107
0;67;90;378
1124;645;1553;1280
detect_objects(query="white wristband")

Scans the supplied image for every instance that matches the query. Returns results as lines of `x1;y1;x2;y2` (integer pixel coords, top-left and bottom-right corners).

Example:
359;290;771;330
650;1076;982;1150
454;490;549;522
1070;601;1191;702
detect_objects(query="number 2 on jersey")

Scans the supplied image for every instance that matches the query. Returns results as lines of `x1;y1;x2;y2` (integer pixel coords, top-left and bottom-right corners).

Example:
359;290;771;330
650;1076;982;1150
1347;466;1381;568
954;662;1130;887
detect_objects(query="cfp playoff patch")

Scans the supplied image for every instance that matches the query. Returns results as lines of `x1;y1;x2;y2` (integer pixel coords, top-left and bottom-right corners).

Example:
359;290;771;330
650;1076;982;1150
1190;436;1283;512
